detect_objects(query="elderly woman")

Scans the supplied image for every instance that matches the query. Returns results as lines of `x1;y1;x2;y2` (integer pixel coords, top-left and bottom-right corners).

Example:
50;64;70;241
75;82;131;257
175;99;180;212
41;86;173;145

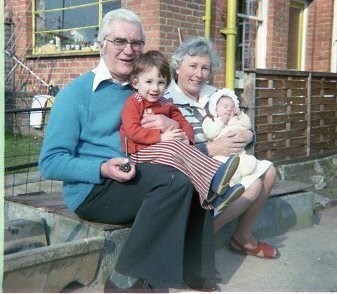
141;36;279;259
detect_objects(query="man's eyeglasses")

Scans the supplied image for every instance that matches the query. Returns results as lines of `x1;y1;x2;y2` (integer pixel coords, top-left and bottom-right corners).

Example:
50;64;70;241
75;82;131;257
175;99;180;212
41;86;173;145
105;38;145;51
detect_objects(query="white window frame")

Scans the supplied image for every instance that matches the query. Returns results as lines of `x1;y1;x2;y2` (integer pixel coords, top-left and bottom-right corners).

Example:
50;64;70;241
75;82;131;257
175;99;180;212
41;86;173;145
256;0;267;69
331;0;337;72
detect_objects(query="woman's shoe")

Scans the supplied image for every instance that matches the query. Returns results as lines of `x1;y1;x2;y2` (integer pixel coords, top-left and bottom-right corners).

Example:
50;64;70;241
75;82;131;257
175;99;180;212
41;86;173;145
230;237;280;259
209;154;240;201
212;184;245;211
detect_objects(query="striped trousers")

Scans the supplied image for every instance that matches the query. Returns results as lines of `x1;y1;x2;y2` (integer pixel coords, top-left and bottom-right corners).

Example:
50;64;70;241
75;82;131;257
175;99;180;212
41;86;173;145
130;140;222;209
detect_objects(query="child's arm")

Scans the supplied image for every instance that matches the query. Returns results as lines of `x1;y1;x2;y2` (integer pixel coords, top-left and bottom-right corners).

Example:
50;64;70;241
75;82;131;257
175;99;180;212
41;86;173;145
169;105;195;144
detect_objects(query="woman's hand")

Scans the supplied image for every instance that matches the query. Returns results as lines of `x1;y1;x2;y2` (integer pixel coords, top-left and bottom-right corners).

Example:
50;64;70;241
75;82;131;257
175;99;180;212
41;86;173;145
100;158;136;182
207;129;253;157
141;114;179;132
160;126;188;142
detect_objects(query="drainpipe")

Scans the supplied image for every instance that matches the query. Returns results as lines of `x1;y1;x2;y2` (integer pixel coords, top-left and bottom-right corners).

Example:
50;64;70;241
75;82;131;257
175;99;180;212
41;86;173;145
220;0;237;90
203;0;212;39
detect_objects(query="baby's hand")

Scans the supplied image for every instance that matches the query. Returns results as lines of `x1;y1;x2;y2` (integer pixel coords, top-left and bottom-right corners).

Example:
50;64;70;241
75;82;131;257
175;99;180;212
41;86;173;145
220;116;230;125
234;108;241;116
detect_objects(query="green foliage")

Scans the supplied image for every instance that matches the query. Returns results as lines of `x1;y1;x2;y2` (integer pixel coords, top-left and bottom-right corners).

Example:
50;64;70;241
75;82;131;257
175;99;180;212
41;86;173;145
5;131;43;174
327;187;337;197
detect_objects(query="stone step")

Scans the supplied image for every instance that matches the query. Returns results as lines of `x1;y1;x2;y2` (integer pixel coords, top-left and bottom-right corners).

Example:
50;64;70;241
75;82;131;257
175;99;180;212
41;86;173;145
4;200;109;292
4;217;48;255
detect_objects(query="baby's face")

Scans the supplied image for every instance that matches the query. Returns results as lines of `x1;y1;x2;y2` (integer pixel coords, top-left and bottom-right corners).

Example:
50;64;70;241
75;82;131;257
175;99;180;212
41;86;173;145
216;96;235;118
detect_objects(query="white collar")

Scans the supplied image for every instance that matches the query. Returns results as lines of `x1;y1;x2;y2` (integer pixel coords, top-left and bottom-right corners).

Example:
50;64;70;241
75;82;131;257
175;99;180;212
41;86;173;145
92;58;129;91
167;80;217;109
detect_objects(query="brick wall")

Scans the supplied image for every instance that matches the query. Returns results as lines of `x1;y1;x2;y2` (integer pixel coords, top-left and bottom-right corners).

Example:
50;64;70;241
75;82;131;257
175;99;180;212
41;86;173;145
266;0;334;71
6;0;32;58
306;0;334;71
210;0;227;87
5;0;229;93
138;0;227;87
5;0;100;94
120;0;227;87
266;0;290;69
4;0;335;94
5;15;14;93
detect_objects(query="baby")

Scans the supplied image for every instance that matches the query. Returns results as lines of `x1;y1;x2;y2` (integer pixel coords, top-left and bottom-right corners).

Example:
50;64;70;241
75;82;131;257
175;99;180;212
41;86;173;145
203;88;272;188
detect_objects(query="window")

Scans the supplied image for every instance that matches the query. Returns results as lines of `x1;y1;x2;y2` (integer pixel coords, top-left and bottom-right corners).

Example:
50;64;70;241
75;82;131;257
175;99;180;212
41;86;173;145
236;0;262;70
32;0;121;55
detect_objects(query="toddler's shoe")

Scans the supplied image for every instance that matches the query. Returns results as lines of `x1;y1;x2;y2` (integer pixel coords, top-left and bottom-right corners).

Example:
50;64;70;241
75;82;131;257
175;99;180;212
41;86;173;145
211;184;245;211
208;154;240;201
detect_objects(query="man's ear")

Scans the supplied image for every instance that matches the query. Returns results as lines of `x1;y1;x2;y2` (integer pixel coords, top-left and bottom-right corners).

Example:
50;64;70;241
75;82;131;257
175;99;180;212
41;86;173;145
103;40;107;48
99;40;107;49
98;40;107;54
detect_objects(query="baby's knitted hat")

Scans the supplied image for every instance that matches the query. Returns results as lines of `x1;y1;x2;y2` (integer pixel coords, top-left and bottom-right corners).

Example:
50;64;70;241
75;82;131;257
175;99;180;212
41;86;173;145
208;88;240;117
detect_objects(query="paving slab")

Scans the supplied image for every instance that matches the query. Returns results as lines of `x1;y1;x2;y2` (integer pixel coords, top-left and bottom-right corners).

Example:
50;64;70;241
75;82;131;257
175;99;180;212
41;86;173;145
70;206;337;293
216;205;337;292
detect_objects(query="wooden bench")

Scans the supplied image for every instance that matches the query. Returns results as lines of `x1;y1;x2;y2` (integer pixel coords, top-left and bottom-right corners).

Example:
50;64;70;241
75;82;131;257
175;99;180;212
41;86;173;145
5;179;311;231
5;179;311;216
5;192;131;231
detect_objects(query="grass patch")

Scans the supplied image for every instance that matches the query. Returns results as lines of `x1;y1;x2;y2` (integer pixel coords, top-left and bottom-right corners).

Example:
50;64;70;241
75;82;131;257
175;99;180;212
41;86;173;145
5;131;43;174
327;187;337;197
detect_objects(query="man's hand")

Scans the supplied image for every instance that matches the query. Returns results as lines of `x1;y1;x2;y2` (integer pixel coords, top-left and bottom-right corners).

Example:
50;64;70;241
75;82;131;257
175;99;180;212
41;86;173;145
141;114;179;132
207;129;253;157
100;158;136;182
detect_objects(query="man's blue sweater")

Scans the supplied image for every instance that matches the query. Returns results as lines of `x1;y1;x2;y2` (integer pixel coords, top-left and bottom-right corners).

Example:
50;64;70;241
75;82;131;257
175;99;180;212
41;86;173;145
39;71;134;211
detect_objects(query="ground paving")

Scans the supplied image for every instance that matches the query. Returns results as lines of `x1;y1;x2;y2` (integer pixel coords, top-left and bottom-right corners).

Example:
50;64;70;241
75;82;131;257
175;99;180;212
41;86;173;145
216;205;337;293
74;204;337;293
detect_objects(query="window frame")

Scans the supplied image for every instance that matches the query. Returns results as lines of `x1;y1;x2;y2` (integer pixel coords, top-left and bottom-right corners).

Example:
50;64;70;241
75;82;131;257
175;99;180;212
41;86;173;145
287;0;307;70
31;0;120;56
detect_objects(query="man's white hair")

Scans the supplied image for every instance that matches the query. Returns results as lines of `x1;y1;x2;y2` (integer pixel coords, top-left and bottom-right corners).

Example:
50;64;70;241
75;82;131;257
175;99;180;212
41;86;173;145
97;8;145;43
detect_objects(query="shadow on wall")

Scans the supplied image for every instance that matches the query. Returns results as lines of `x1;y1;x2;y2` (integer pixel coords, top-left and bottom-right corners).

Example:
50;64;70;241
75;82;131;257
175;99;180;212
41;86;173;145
215;190;314;249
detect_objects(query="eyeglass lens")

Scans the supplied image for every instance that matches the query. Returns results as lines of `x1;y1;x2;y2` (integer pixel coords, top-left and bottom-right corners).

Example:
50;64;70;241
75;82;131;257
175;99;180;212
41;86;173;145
105;38;144;51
